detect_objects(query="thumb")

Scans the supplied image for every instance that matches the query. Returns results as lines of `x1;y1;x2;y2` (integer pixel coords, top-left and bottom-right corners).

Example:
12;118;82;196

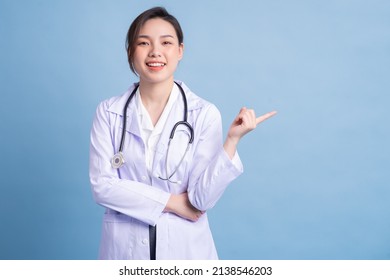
237;106;247;118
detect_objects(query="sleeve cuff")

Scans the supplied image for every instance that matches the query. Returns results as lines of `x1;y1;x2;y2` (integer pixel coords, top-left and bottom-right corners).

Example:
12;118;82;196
222;148;244;175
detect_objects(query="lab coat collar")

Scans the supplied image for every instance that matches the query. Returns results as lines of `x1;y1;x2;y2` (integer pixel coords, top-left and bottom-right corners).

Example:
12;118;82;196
105;80;205;141
174;80;204;111
106;80;204;117
106;83;140;138
107;83;139;117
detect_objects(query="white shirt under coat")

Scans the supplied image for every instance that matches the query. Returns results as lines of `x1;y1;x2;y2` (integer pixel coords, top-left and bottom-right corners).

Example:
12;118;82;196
136;83;179;181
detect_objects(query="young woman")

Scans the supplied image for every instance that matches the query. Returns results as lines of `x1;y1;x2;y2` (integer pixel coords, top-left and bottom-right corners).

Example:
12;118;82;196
89;7;276;260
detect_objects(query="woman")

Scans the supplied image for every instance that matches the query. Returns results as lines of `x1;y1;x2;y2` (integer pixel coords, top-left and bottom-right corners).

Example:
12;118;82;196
89;7;276;260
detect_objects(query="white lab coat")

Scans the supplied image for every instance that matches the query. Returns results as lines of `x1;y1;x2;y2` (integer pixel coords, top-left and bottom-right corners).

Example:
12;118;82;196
89;81;243;259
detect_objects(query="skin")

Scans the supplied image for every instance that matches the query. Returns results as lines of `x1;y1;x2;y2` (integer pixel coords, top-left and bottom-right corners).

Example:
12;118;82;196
132;18;183;126
131;18;277;222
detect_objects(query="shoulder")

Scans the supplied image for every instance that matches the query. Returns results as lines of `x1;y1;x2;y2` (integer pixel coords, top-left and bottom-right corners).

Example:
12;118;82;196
176;80;221;117
176;81;222;133
95;84;138;116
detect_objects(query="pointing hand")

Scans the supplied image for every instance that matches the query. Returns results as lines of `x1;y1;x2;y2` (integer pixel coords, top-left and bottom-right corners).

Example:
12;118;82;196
224;108;277;159
227;108;277;142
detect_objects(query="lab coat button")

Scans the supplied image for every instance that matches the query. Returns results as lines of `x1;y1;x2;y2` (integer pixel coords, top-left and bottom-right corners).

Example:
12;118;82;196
141;176;147;181
142;238;148;245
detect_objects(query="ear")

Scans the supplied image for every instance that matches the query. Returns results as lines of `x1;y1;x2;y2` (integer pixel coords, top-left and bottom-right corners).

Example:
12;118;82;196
178;43;184;61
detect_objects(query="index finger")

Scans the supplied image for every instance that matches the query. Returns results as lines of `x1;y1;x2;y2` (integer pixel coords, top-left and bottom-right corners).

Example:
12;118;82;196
256;110;278;125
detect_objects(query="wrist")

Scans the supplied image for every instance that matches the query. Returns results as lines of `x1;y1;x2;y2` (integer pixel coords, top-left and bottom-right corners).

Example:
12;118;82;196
164;194;176;213
226;134;240;146
223;136;239;160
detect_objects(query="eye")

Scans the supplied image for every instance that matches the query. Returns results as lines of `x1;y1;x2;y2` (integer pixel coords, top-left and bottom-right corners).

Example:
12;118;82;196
162;41;173;45
137;41;149;46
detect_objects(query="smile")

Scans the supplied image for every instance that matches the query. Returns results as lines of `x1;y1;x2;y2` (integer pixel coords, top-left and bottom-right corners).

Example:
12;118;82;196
146;62;166;67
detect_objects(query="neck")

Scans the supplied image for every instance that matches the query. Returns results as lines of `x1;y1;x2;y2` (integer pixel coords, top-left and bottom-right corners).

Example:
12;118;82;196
138;78;175;126
139;78;174;106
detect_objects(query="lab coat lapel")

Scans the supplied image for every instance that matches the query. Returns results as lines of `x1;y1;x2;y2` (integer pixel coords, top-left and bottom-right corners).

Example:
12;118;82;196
107;84;142;139
124;106;142;139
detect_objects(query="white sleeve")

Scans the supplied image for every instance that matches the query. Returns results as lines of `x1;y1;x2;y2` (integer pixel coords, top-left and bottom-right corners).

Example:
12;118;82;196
230;149;243;170
187;105;243;211
89;101;170;226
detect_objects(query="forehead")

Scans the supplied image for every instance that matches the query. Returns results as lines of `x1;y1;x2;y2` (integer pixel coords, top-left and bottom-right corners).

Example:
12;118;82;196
138;18;177;37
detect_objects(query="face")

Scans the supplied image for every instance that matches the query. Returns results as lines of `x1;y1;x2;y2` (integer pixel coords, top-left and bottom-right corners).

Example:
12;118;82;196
132;18;184;85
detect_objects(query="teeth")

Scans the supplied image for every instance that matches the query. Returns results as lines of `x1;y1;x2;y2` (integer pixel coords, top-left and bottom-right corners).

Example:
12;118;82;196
147;63;165;67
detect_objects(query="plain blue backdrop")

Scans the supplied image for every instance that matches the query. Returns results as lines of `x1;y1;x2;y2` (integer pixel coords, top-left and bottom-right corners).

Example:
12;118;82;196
0;0;389;259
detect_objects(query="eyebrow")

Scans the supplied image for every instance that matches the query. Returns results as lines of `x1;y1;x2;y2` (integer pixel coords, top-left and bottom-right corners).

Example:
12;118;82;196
137;34;175;39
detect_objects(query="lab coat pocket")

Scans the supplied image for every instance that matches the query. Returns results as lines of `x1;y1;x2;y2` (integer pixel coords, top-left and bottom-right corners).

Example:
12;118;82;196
99;213;137;259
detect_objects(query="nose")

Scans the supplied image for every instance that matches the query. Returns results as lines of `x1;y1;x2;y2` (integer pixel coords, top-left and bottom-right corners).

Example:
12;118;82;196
149;44;162;57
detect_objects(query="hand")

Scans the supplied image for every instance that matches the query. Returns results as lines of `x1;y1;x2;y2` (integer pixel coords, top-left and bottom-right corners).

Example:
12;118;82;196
228;107;277;142
224;108;277;158
164;192;204;222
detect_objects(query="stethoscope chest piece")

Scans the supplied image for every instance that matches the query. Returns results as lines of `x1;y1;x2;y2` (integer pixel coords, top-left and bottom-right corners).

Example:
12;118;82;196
111;152;125;169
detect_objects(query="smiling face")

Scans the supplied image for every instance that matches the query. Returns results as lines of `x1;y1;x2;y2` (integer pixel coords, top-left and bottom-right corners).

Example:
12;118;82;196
132;18;184;86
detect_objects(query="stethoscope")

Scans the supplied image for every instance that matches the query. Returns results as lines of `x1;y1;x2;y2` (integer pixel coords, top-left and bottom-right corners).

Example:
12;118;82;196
111;81;194;184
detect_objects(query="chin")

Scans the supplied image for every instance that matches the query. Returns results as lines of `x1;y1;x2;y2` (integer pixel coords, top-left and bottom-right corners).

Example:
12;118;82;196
141;73;175;85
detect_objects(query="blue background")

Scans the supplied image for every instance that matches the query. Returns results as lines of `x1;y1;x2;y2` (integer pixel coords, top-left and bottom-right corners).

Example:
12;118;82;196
0;0;389;259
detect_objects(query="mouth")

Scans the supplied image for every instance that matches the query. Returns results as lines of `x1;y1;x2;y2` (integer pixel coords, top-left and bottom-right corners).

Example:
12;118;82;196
146;62;166;71
146;62;166;67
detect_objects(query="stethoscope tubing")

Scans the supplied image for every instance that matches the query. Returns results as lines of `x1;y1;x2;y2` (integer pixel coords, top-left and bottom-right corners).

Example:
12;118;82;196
112;81;194;171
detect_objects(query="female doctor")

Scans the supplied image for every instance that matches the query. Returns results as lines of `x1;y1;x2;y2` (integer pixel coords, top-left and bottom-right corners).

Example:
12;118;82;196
89;7;276;260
